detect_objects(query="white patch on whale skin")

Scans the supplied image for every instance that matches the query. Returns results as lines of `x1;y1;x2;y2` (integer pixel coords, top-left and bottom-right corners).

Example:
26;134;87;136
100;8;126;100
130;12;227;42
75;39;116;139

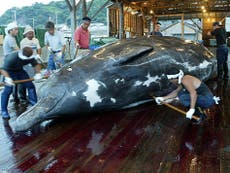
134;81;143;86
115;78;125;84
198;60;212;68
134;73;160;87
110;98;116;103
184;60;212;71
98;81;107;88
71;91;77;96
143;73;159;87
83;79;103;107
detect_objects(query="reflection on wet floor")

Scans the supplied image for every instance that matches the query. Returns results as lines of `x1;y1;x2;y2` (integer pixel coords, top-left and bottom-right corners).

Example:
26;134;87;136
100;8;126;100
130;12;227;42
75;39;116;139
0;80;229;172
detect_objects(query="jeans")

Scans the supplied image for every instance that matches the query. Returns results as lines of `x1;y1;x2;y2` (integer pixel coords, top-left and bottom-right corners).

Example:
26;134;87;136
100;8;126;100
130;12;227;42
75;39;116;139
178;89;215;109
47;52;65;70
216;45;228;78
1;70;37;113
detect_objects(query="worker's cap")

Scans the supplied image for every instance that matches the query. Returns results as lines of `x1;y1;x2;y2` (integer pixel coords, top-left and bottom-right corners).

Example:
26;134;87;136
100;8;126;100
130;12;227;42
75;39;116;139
5;22;18;34
166;69;184;84
23;25;34;35
213;21;223;26
82;16;91;23
18;47;35;60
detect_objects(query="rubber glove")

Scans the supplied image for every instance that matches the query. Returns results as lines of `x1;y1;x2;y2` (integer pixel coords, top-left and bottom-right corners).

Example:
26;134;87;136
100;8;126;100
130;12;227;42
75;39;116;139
55;52;62;59
47;47;53;53
35;54;44;63
5;77;14;86
186;108;195;119
34;73;43;82
213;96;220;104
75;43;80;48
155;97;164;105
67;66;72;72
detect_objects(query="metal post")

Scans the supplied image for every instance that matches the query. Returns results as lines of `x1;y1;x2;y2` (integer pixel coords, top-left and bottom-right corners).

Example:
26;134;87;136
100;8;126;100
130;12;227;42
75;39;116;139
181;13;184;39
56;12;58;25
32;18;35;28
13;10;17;22
119;2;124;39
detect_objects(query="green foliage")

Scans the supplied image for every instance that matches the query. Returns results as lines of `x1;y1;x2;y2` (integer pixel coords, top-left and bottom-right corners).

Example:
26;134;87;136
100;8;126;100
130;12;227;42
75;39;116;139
0;0;108;28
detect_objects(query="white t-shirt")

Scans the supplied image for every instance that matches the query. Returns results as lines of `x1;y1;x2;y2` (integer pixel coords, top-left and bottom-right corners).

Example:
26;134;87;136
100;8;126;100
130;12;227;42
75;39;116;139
3;34;18;56
44;30;66;52
20;37;41;55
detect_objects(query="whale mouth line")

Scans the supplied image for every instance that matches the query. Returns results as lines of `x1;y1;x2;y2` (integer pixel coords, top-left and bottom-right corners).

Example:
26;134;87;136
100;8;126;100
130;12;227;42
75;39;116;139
40;90;67;114
11;91;67;132
28;90;65;112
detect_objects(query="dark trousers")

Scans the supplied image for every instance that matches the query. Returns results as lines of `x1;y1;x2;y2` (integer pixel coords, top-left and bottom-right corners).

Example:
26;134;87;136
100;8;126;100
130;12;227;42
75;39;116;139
12;84;19;102
178;90;215;109
1;70;37;113
216;45;229;79
18;84;27;101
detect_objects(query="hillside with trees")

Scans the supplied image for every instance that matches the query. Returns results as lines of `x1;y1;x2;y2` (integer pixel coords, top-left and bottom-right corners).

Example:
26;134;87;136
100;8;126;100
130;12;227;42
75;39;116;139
0;0;108;28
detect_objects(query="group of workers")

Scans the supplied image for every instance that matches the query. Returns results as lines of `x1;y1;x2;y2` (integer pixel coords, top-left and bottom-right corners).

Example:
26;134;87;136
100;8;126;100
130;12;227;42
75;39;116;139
1;17;92;119
0;18;226;126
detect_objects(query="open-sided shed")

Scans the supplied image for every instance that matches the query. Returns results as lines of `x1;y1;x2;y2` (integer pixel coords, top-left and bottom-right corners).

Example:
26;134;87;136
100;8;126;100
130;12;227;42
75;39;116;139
108;0;230;43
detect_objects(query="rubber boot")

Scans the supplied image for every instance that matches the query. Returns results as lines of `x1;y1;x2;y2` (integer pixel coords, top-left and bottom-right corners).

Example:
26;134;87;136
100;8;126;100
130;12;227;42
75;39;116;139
19;84;27;103
1;88;11;118
12;84;20;103
27;88;37;106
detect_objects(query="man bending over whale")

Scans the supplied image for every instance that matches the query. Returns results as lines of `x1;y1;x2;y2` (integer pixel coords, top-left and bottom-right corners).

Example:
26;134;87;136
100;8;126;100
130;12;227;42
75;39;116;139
155;69;220;123
1;47;42;119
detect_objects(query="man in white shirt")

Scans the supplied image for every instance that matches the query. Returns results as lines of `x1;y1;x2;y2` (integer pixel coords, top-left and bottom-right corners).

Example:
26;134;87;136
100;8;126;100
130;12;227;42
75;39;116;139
20;25;42;77
20;25;41;58
44;21;66;73
19;26;42;103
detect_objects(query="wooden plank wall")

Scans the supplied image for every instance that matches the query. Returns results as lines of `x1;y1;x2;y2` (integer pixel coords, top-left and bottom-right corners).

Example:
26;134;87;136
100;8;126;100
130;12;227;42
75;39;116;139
108;7;144;38
109;8;120;38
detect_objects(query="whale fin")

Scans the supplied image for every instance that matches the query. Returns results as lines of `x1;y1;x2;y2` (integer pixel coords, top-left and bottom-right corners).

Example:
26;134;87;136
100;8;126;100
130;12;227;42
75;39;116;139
114;45;153;66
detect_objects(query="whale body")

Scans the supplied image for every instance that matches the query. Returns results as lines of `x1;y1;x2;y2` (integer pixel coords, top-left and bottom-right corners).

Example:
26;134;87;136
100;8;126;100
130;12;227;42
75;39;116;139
12;36;216;131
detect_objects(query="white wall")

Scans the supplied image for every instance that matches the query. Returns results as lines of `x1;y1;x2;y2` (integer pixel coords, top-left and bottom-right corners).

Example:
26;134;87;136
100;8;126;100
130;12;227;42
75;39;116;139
226;17;230;32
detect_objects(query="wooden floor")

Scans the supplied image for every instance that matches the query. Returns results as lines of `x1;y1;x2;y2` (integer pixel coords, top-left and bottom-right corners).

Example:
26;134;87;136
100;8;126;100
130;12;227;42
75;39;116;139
0;79;229;173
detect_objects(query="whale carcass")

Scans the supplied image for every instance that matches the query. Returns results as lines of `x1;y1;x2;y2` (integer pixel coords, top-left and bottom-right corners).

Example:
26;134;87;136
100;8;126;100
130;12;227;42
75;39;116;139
12;36;216;131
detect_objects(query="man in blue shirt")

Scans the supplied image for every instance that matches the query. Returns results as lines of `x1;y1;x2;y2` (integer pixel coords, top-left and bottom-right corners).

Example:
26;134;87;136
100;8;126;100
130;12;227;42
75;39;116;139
1;47;42;119
3;22;19;56
150;22;163;36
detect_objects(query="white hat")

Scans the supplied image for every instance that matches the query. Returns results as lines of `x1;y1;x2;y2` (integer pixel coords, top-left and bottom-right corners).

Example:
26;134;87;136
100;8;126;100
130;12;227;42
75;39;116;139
23;25;34;35
5;22;18;35
18;50;35;60
167;69;184;84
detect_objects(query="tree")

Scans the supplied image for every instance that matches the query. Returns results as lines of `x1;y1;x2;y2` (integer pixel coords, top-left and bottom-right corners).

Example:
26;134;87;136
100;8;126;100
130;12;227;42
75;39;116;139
0;0;109;28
